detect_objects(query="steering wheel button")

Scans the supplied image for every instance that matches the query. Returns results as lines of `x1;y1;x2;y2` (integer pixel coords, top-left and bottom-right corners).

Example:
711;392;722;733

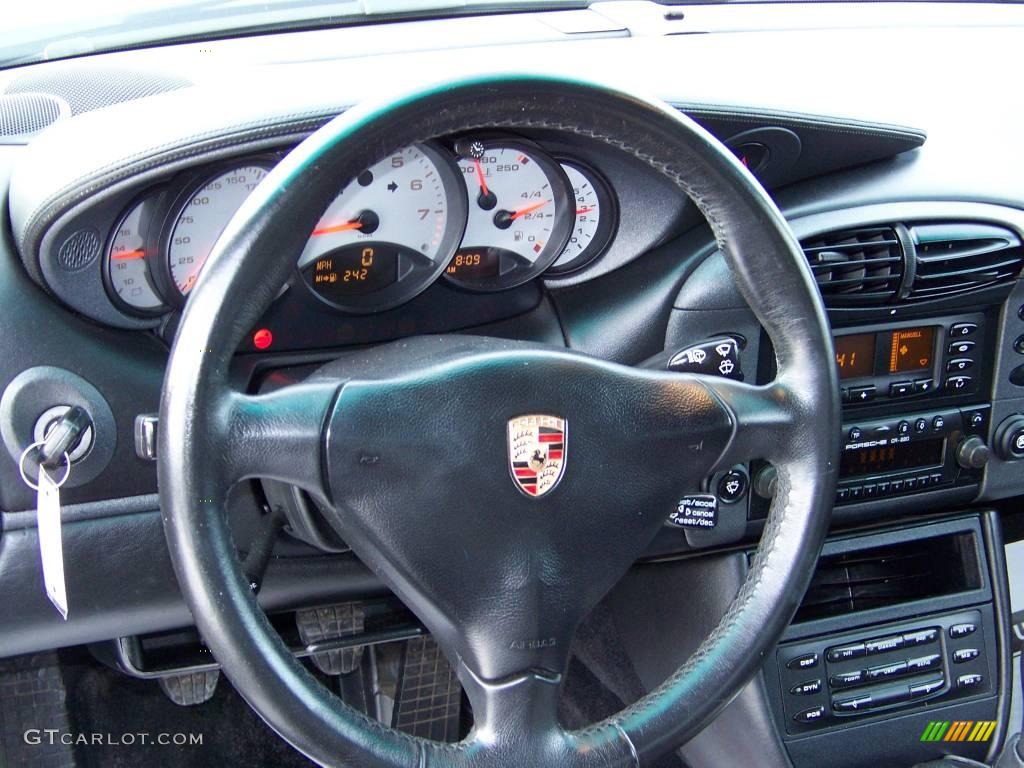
787;653;819;671
793;705;826;724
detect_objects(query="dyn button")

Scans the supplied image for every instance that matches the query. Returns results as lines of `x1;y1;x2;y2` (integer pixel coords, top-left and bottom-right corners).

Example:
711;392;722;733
790;679;822;696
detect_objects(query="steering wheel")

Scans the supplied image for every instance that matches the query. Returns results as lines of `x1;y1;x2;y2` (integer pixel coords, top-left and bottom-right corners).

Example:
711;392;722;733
158;75;839;767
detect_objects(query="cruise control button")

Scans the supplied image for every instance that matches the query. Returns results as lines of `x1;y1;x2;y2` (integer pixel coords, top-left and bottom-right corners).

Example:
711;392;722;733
904;628;938;646
949;623;977;638
830;670;865;688
950;322;978;337
866;661;907;680
906;654;941;673
953;648;980;663
957;673;984;689
865;635;904;655
909;678;945;698
794;705;826;724
948;340;975;355
791;679;822;696
787;653;819;671
832;694;872;714
827;643;866;662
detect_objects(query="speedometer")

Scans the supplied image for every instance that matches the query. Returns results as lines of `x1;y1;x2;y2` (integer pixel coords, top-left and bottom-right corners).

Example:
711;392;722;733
445;140;573;291
166;164;269;298
297;142;466;313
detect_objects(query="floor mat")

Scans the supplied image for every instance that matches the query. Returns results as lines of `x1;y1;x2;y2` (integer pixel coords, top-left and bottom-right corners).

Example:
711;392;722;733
0;652;77;768
59;649;315;768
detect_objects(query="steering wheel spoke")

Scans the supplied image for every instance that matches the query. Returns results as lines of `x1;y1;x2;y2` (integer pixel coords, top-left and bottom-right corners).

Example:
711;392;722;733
698;376;798;470
219;382;337;497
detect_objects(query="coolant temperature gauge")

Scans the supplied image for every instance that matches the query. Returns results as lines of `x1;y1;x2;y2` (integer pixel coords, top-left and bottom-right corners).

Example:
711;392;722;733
547;160;617;275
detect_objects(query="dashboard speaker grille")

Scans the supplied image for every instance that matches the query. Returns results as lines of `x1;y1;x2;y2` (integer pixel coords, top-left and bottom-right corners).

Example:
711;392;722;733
907;222;1023;301
0;92;66;141
800;227;904;307
5;66;190;115
57;229;100;272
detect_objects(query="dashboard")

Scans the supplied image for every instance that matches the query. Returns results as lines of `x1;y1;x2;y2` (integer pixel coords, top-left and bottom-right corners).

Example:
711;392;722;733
2;4;1024;767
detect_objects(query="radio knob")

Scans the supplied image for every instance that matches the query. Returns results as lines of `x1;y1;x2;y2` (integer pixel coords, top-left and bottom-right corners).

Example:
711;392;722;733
994;415;1024;461
956;436;991;470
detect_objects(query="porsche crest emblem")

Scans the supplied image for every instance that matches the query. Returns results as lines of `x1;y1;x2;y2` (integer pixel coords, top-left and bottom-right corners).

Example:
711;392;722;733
507;415;566;498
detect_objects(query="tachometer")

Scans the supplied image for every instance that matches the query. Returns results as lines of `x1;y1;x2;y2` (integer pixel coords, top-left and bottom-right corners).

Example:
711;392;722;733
547;160;617;275
105;199;167;314
297;143;466;313
166;164;269;298
445;140;573;291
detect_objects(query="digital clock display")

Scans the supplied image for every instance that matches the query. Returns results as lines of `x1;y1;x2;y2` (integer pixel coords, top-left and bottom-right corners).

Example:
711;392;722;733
446;248;501;281
834;333;876;380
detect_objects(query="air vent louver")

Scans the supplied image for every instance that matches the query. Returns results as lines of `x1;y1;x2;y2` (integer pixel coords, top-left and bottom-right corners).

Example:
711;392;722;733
800;227;904;307
907;223;1023;301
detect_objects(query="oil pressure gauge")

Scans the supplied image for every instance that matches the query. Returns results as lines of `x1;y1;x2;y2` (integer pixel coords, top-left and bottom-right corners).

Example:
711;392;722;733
104;198;167;315
446;139;573;291
547;159;617;275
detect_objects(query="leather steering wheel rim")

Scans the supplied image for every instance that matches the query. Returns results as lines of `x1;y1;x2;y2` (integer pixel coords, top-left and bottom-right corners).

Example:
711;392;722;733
158;74;840;767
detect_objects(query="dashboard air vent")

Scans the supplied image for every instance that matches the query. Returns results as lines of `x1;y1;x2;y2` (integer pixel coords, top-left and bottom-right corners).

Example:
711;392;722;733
907;223;1023;301
800;227;904;307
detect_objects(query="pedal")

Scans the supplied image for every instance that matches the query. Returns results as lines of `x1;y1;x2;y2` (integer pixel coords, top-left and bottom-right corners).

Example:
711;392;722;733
0;652;76;767
391;636;461;741
296;603;365;675
158;670;219;706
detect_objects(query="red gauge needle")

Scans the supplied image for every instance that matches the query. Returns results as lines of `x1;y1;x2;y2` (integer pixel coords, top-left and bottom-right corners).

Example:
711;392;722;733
112;249;145;260
575;206;594;215
508;199;550;220
473;159;490;196
312;219;363;236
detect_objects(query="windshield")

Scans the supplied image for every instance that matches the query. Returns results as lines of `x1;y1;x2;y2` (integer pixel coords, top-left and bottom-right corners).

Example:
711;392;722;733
2;0;587;68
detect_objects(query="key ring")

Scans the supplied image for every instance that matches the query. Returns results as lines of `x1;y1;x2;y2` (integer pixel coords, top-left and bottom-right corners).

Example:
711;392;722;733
19;441;71;491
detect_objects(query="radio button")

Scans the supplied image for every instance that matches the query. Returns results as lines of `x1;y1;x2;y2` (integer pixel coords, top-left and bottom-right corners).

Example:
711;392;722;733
866;660;907;680
849;486;863;501
945;376;972;392
787;653;819;671
930;473;943;485
903;628;938;646
916;475;931;488
836;488;849;502
876;480;891;494
914;379;935;394
794;705;826;724
890;381;913;397
957;673;984;690
915;418;929;433
947;359;973;373
897;420;911;435
865;635;904;655
953;648;980;664
863;484;877;498
904;477;918;491
791;679;822;696
909;678;945;698
948;340;975;355
848;427;863;441
950;322;978;338
890;479;904;492
932;415;946;430
949;623;977;638
832;693;873;714
831;670;865;688
827;642;866;662
906;654;942;673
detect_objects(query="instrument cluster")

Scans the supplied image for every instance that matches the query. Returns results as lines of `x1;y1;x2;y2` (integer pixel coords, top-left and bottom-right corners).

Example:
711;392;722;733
103;135;618;318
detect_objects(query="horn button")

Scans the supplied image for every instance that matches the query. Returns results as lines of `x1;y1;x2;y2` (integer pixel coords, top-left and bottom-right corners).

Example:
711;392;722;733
319;337;733;680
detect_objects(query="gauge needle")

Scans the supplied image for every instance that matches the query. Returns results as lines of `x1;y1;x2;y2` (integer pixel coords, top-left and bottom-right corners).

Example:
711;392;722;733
473;159;490;196
508;200;550;220
312;219;363;236
112;249;146;260
575;206;594;215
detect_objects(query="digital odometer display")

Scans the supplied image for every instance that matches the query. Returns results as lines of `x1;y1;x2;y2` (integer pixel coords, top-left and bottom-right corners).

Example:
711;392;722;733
834;333;876;380
302;244;399;301
888;327;935;374
840;437;945;477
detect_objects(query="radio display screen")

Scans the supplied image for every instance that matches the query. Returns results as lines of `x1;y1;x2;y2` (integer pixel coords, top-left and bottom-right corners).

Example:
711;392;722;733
840;437;945;478
834;333;876;380
888;327;936;375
